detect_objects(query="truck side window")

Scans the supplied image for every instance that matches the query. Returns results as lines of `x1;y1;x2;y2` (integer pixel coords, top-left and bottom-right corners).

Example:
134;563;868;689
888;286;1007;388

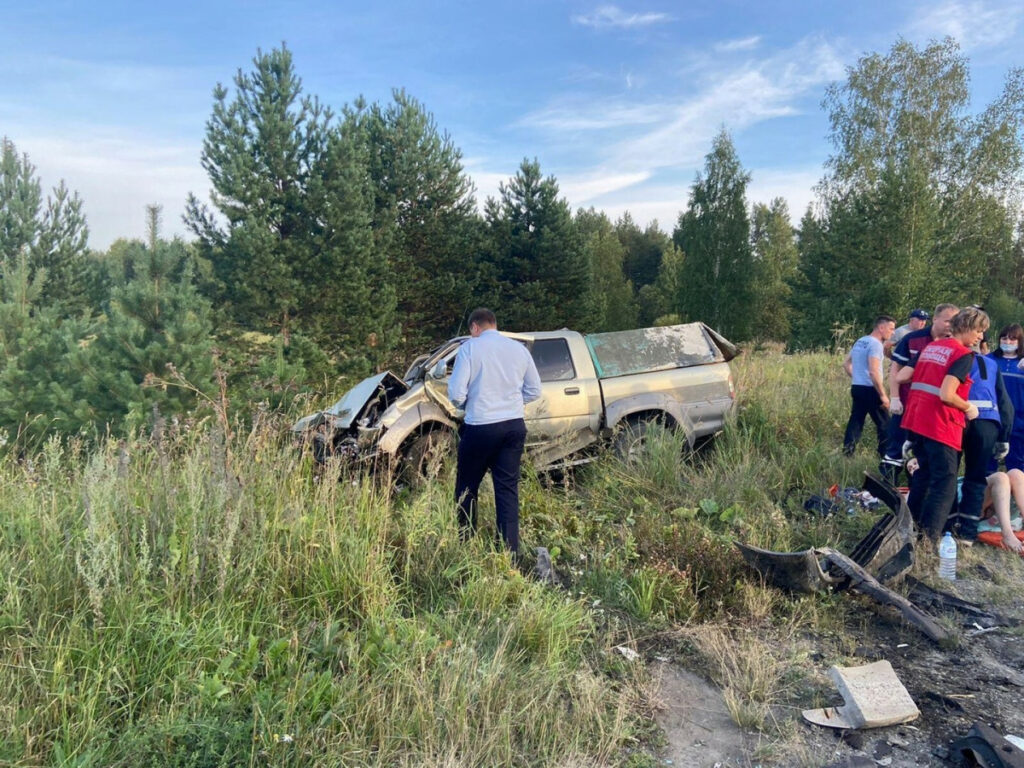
530;338;576;382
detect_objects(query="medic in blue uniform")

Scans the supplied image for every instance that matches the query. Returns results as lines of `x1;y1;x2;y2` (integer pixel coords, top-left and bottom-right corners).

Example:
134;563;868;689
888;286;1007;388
987;324;1024;472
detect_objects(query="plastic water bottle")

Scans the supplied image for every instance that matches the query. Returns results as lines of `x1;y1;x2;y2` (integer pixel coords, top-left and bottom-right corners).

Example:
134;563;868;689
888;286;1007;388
938;532;957;581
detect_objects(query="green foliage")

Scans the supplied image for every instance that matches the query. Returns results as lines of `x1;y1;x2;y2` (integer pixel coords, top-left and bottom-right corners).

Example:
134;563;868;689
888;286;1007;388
0;136;91;316
674;129;755;341
616;213;669;291
185;46;392;373
359;90;482;356
81;221;216;433
0;253;96;446
483;159;598;331
577;208;638;331
750;198;799;342
794;37;1024;347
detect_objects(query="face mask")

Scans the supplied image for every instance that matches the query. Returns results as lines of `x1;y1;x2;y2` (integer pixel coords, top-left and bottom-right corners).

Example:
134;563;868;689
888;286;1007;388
1002;343;1019;355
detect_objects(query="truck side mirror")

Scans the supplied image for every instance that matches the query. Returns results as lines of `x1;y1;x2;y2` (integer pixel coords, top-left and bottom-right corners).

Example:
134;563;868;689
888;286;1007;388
430;360;448;379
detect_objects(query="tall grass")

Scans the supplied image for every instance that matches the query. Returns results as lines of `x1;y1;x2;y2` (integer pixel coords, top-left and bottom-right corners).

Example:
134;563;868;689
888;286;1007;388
0;348;883;765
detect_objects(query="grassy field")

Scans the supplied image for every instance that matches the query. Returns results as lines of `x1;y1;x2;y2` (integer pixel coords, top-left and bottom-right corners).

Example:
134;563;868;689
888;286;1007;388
0;349;928;766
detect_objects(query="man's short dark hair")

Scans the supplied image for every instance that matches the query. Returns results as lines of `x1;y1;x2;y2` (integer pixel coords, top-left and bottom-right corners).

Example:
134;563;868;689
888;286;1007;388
468;308;497;329
874;315;895;328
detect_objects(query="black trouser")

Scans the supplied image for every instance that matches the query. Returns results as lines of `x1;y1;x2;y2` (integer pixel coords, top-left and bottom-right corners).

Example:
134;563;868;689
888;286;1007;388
907;433;961;541
455;418;527;554
843;385;889;457
950;419;999;540
880;411;907;485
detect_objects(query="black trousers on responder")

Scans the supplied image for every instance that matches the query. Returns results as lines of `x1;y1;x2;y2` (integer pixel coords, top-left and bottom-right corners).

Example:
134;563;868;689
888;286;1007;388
949;419;999;540
907;433;960;542
880;412;908;485
455;418;527;555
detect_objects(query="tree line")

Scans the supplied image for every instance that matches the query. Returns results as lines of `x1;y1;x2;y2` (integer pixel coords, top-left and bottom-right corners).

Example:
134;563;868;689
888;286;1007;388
2;38;1024;443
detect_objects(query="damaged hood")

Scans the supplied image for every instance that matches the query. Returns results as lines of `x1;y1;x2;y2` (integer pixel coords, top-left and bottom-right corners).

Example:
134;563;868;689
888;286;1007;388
292;371;407;433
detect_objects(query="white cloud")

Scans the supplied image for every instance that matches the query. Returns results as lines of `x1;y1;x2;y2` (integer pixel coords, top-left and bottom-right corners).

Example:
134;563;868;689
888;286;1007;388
572;5;672;29
714;35;762;53
559;170;651;201
515;35;843;206
487;34;844;228
910;0;1021;50
11;129;208;250
518;103;670;131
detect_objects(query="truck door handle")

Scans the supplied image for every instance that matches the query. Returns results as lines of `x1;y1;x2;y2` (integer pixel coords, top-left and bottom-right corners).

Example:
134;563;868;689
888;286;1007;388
564;387;580;395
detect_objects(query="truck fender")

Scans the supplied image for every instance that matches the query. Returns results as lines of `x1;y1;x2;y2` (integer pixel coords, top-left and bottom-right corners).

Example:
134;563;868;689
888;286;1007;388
377;402;458;457
604;394;695;445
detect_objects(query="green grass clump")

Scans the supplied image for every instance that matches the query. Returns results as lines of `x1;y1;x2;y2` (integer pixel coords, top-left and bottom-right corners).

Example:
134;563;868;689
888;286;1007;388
0;347;888;765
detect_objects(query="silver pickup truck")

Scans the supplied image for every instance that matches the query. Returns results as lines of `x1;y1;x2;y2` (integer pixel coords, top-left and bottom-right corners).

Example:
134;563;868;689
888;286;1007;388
292;323;737;475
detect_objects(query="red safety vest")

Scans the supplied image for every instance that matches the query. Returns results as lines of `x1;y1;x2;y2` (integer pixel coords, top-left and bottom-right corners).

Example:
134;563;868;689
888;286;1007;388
902;338;974;450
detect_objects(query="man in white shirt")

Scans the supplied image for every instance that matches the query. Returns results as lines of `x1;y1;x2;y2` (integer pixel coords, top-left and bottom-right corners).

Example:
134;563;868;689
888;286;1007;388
843;315;896;457
448;308;542;555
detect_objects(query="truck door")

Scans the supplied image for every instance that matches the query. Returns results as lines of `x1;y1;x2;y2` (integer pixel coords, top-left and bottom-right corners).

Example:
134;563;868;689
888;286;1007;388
524;338;599;462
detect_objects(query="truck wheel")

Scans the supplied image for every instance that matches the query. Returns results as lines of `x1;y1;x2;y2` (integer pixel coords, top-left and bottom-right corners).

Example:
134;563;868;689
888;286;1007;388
401;429;456;486
614;417;683;463
614;419;655;463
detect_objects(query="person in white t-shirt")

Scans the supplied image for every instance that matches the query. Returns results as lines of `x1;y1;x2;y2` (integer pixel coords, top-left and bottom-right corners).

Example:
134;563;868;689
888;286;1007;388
843;315;896;457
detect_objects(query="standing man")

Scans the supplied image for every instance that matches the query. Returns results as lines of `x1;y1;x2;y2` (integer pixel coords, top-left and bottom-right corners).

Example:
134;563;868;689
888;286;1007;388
879;303;960;484
885;308;930;356
447;308;541;557
843;315;896;457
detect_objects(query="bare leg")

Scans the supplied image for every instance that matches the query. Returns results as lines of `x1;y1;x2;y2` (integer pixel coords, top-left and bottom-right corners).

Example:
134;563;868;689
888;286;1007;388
990;471;1023;553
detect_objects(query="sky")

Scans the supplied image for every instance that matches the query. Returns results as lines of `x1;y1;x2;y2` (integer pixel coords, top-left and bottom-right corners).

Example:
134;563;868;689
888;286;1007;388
1;0;1022;249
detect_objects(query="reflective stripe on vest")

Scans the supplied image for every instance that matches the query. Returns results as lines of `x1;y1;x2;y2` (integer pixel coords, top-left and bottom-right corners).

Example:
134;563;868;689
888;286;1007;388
901;338;973;450
910;382;942;397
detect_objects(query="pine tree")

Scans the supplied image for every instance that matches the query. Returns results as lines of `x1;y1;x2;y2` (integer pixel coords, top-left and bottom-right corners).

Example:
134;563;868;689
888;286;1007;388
577;208;637;331
0;137;90;315
673;130;754;341
616;213;668;290
359;91;481;355
483;159;596;331
0;251;95;444
185;46;333;345
749;198;798;342
82;206;216;433
317;109;398;373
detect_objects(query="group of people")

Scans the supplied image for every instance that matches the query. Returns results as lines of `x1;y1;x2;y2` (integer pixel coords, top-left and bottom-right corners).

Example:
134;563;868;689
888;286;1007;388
843;305;1024;552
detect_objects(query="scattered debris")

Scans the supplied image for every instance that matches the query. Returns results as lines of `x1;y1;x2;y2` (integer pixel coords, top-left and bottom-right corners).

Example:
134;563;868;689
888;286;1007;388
967;625;1001;637
803;660;920;730
739;473;958;643
922;690;966;712
826;548;953;643
614;645;640;662
533;546;562;587
907;578;1018;628
949;722;1024;767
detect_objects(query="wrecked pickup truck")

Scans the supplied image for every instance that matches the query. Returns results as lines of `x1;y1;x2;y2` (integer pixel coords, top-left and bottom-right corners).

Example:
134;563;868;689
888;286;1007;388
291;323;737;477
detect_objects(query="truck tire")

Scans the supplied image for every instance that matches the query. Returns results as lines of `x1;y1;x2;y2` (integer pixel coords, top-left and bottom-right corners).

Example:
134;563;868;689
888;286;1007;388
401;429;456;486
613;417;671;463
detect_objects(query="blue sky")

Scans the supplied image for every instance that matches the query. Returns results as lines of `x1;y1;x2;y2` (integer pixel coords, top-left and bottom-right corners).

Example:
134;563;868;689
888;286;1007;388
2;0;1022;248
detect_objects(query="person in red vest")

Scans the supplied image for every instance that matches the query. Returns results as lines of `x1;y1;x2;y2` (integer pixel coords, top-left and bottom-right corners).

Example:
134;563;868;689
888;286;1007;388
902;307;990;542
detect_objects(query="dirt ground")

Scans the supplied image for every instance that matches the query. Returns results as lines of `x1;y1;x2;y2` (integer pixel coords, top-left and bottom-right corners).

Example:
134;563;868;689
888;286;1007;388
651;551;1024;767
